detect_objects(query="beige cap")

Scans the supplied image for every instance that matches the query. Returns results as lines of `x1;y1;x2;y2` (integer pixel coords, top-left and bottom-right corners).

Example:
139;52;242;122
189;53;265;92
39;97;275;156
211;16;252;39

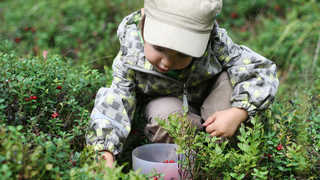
144;0;222;57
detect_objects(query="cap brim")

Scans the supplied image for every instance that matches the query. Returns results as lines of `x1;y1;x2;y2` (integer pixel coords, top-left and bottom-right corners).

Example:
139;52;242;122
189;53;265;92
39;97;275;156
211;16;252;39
144;16;210;58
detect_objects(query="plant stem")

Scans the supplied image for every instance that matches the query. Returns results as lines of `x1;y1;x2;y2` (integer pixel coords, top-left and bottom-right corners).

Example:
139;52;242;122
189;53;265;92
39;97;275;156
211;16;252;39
312;33;320;74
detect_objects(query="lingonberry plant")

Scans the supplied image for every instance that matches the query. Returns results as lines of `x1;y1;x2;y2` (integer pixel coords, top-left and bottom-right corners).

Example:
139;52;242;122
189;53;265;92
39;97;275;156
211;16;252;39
0;52;110;148
158;97;320;179
0;52;152;179
0;124;148;179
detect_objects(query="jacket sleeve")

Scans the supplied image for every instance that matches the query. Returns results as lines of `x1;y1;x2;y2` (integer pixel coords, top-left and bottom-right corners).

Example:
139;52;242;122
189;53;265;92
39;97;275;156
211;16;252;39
210;23;279;116
86;51;136;155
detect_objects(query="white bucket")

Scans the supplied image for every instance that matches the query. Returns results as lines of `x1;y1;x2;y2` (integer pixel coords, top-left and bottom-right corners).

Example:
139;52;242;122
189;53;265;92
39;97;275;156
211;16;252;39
132;143;180;180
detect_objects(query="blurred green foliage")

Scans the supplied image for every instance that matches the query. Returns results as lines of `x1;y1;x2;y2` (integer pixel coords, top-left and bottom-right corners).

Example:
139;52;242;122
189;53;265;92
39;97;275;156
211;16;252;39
218;0;320;72
0;0;143;70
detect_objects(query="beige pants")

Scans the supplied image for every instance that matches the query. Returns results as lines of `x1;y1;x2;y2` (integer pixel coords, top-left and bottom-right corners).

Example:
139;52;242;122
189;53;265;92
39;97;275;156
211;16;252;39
144;71;233;143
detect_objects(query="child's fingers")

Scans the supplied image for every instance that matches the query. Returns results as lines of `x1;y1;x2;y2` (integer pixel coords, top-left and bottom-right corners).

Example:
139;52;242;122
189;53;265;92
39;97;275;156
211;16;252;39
210;130;221;137
205;121;220;134
101;151;115;168
202;114;216;127
205;123;215;134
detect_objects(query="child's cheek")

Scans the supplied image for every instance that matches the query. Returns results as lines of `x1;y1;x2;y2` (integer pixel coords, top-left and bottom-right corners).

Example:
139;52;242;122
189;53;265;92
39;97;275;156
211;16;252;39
144;45;160;66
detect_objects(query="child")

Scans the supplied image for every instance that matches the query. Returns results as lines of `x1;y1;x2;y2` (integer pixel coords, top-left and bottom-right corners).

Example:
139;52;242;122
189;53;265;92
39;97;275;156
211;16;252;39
86;0;279;168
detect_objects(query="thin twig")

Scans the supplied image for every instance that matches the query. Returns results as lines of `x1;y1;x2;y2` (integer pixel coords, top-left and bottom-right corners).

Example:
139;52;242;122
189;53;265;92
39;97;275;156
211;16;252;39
312;33;320;74
83;55;114;65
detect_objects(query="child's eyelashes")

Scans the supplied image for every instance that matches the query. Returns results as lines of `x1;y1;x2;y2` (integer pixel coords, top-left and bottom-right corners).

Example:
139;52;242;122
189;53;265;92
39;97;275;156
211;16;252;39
153;45;190;58
153;45;164;52
177;53;190;58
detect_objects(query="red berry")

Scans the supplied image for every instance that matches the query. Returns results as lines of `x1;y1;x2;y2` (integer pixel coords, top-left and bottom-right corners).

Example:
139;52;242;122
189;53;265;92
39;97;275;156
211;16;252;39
276;144;283;151
268;154;272;158
240;26;247;32
51;112;59;118
31;96;37;100
274;4;280;11
25;97;31;101
69;160;76;166
153;177;158;180
163;160;169;163
24;27;30;32
169;160;175;163
30;27;36;33
230;12;238;19
56;85;62;90
14;37;22;43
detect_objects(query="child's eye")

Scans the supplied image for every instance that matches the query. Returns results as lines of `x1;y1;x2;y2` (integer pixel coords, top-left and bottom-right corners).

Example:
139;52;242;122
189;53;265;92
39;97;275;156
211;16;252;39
178;53;189;58
153;45;164;52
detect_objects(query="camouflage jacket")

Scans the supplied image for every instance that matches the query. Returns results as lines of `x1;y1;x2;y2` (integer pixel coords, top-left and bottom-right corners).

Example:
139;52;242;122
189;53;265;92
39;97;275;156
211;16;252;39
86;10;279;155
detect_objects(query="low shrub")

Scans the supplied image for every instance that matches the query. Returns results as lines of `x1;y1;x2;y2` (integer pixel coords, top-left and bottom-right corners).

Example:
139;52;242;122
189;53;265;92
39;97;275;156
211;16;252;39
0;52;153;179
159;85;320;179
0;125;148;180
0;51;109;150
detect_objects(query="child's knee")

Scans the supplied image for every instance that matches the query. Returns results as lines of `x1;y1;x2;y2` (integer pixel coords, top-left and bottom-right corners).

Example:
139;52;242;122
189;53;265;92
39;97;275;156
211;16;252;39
145;97;183;121
144;97;203;143
144;97;182;143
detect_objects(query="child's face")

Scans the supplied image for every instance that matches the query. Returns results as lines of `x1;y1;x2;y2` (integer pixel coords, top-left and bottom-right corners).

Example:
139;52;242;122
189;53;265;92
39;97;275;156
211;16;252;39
144;41;193;73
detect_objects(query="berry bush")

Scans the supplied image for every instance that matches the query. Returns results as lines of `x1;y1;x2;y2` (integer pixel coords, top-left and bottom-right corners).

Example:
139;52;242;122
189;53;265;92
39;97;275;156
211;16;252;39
0;51;151;179
0;124;147;179
159;90;320;179
0;51;110;150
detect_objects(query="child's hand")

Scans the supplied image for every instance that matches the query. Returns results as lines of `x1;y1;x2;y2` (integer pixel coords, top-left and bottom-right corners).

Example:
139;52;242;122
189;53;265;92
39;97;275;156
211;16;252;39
101;151;115;168
202;107;248;137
